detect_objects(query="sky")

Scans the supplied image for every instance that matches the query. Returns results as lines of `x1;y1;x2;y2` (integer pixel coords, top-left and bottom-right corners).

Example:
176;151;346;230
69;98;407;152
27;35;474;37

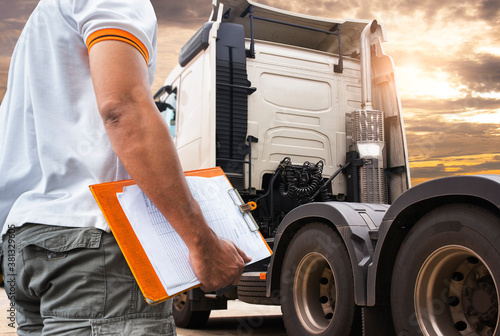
1;0;499;186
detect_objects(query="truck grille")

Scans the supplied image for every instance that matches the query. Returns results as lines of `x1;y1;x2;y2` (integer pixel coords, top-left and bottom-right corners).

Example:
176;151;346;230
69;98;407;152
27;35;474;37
352;109;388;204
353;109;384;143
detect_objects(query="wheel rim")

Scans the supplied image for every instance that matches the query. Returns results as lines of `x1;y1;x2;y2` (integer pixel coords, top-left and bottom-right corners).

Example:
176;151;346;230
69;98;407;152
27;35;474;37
173;292;188;312
415;245;499;336
293;252;335;334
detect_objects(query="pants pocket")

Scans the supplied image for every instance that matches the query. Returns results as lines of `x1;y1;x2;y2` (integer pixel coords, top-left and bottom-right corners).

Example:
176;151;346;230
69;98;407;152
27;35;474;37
91;315;176;336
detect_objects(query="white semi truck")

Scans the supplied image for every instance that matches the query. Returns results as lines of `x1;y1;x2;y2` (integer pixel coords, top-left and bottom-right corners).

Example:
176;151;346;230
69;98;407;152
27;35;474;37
154;0;500;335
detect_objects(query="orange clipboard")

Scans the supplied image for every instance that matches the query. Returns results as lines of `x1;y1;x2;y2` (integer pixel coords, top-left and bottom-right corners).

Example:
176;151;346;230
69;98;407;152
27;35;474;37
89;167;272;304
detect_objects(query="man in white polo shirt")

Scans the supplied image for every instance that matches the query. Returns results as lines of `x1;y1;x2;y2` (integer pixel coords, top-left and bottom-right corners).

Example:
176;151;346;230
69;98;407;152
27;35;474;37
0;0;250;334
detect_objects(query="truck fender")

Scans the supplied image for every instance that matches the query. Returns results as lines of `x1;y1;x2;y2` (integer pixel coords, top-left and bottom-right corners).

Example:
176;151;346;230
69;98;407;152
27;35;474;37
366;174;500;306
266;201;389;306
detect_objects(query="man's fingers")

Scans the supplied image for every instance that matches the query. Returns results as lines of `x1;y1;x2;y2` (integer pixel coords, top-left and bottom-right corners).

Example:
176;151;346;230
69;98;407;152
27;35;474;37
229;243;250;286
233;243;252;264
231;265;245;286
196;239;252;292
224;239;252;265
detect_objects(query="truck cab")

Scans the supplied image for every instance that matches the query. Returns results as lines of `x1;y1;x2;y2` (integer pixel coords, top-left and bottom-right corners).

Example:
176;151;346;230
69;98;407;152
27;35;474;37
158;0;410;207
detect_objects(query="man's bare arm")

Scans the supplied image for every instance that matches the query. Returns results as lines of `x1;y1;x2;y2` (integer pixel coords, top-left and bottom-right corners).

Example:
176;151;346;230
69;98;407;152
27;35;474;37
88;40;250;291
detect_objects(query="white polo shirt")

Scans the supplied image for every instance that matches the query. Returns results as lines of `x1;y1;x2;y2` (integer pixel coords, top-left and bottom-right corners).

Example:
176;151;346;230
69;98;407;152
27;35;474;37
0;0;158;235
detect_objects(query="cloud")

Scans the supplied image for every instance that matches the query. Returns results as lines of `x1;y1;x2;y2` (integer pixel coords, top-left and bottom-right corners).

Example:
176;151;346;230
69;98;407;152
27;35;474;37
0;1;38;100
402;96;500;114
410;163;449;180
0;57;9;102
411;159;500;180
0;28;20;57
252;0;356;19
444;53;500;93
0;21;26;59
478;0;500;21
0;0;38;21
405;118;500;162
152;25;200;91
256;0;473;22
150;0;209;27
373;0;500;23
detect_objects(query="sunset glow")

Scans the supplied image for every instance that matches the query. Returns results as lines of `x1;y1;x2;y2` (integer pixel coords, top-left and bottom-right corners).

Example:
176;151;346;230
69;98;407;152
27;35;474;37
479;47;500;56
445;109;500;124
396;65;466;100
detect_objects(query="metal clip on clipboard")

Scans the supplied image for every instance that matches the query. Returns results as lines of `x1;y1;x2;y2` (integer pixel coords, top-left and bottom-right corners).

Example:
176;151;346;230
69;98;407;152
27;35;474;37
228;188;259;232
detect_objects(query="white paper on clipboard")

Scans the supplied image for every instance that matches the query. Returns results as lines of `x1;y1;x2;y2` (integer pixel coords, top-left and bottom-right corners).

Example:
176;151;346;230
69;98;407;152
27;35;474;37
117;175;271;295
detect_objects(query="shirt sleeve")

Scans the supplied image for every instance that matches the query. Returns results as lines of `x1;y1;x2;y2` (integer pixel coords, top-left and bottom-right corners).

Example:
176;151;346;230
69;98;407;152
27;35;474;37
69;0;158;80
86;28;150;64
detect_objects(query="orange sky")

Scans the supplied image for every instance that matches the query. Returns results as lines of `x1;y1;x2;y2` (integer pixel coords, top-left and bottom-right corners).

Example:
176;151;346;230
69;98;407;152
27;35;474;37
1;0;500;186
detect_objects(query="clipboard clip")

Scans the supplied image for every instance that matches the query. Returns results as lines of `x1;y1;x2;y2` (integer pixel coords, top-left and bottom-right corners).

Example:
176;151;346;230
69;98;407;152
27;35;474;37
238;201;257;213
228;188;259;232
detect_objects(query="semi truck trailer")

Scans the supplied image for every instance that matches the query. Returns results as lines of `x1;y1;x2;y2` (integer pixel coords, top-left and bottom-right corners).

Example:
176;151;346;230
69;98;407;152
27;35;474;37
154;0;500;335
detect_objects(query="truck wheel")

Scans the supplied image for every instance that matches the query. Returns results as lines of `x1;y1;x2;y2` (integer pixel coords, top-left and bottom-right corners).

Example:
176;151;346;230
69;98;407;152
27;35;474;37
172;292;211;329
280;223;355;335
392;204;500;336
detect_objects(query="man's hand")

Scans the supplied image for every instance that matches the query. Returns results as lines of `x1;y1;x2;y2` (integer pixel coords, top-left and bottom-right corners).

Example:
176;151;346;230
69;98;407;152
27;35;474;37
190;234;252;292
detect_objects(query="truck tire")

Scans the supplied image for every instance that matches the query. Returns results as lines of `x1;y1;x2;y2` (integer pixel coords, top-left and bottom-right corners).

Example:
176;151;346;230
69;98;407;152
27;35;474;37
172;292;211;329
280;223;355;335
238;272;280;305
392;204;500;336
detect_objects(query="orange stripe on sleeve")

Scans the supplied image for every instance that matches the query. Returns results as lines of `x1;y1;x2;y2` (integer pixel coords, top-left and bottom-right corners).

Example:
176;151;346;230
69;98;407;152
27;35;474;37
86;28;149;64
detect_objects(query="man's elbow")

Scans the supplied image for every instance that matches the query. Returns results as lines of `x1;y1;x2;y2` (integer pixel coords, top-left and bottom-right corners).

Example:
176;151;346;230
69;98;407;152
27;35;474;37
97;93;160;137
98;99;129;129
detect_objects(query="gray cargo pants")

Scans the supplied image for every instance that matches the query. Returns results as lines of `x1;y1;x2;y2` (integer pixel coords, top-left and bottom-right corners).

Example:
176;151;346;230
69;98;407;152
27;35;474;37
1;223;176;335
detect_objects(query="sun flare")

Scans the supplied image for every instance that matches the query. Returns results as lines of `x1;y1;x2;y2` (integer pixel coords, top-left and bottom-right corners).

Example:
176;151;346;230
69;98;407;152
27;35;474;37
396;65;465;100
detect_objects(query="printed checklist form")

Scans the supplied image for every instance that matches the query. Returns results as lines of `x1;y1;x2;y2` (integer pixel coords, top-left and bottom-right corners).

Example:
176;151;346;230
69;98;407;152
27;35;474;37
92;169;272;303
